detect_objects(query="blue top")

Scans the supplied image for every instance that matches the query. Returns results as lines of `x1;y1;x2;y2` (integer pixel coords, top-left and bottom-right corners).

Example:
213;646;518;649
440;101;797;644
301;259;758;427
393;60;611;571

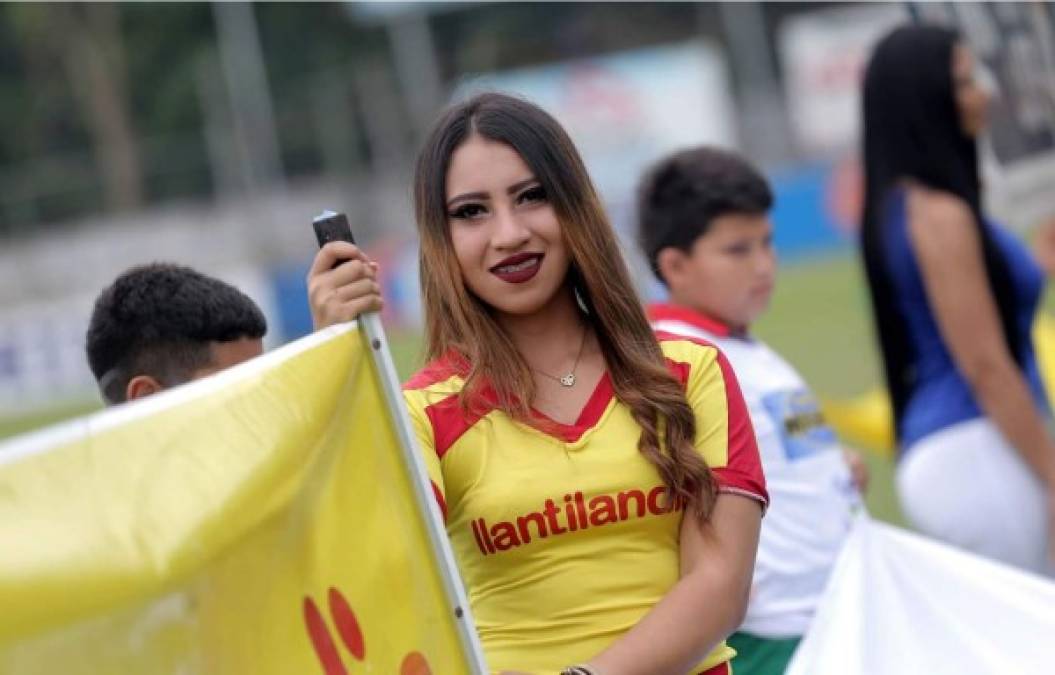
881;188;1050;450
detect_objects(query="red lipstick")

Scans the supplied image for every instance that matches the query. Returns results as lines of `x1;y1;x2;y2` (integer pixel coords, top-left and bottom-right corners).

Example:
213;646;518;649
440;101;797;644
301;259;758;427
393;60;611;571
490;253;543;284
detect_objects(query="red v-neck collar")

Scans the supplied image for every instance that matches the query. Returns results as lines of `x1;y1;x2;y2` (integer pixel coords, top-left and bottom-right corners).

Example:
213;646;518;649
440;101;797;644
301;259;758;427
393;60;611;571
529;370;615;443
416;349;616;445
647;302;733;338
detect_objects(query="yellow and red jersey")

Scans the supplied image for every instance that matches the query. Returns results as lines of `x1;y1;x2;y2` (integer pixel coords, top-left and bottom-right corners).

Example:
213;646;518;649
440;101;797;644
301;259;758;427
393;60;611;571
403;332;767;674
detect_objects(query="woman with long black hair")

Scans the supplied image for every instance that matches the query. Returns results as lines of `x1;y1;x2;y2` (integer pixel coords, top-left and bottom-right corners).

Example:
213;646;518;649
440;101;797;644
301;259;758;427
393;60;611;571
861;24;1055;574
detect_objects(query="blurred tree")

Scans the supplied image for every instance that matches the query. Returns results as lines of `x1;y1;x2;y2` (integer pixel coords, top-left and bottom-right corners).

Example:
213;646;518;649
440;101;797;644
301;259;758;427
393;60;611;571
0;4;98;226
121;3;214;202
9;3;143;212
0;1;856;235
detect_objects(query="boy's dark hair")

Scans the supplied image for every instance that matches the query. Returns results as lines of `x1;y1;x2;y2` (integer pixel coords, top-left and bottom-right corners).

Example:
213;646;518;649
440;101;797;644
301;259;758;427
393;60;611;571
86;263;267;403
637;146;773;284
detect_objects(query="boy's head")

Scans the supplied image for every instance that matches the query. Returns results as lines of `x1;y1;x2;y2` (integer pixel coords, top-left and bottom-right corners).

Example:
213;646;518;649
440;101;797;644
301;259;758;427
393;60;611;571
86;263;267;405
637;146;776;332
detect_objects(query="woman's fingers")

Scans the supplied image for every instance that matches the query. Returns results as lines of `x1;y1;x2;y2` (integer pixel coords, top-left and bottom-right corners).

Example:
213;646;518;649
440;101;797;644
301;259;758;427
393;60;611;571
329;258;376;285
1032;218;1055;277
842;448;871;494
306;243;383;330
308;241;369;278
1046;492;1055;565
343;293;384;319
311;285;384;329
334;277;381;303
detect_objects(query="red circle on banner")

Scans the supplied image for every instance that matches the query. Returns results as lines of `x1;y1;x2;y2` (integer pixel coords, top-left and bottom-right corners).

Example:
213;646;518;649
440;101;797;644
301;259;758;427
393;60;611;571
303;596;349;675
400;651;433;675
328;587;366;661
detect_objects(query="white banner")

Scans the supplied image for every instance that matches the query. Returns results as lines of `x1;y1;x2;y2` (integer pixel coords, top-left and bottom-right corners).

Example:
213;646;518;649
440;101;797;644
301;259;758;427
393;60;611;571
787;514;1055;675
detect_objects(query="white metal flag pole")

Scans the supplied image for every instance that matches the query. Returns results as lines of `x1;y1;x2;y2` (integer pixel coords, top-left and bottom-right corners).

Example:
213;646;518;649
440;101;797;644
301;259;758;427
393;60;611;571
311;209;488;673
359;310;490;674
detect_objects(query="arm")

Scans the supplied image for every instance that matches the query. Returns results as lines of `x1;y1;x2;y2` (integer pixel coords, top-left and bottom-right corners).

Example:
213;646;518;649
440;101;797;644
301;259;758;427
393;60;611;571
1030;216;1055;278
584;494;762;675
842;448;870;494
577;342;766;675
907;189;1055;489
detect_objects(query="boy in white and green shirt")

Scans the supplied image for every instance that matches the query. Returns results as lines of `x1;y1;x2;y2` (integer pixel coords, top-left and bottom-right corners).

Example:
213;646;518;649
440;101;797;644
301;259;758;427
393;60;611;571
637;147;867;674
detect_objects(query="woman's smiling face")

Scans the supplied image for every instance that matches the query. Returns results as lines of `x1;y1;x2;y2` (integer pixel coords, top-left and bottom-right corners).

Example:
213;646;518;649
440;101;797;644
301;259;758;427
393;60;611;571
445;134;571;318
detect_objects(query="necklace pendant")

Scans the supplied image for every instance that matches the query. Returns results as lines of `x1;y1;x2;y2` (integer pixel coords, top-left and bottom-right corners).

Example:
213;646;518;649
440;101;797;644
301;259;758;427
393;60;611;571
559;373;576;387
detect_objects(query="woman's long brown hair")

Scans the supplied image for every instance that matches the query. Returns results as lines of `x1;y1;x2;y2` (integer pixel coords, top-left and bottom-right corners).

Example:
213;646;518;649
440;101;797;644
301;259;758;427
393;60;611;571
413;93;717;518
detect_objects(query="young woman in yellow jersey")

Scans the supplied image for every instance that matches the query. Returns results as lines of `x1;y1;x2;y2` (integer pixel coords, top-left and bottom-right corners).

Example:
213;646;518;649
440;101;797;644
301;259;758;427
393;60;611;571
309;93;767;675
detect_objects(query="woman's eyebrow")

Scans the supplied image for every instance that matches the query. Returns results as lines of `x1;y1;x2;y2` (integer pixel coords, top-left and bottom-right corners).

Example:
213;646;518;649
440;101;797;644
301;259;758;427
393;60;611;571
446;191;488;209
506;178;537;195
446;177;538;209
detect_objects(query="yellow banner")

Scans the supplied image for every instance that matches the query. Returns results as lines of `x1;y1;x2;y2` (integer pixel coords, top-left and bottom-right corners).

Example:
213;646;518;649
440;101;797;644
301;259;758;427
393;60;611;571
0;323;479;674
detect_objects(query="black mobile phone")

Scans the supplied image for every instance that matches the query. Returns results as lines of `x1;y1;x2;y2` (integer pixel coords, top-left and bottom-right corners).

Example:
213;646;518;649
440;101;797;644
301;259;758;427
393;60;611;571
312;210;356;247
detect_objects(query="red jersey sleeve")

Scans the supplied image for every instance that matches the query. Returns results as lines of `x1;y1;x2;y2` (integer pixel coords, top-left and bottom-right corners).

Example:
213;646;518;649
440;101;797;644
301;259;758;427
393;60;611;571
664;336;769;511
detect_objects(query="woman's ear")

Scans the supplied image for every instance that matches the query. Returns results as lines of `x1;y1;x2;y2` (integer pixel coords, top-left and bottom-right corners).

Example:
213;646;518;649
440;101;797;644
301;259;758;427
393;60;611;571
656;247;686;288
126;375;165;401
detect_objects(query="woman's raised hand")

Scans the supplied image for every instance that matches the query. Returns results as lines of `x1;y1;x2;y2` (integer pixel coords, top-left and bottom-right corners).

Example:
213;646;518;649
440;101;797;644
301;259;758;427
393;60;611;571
306;241;383;330
842;447;870;494
1031;217;1055;278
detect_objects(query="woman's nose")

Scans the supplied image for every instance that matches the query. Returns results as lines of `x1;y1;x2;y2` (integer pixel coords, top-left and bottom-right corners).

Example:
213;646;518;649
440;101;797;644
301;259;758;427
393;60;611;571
492;207;530;250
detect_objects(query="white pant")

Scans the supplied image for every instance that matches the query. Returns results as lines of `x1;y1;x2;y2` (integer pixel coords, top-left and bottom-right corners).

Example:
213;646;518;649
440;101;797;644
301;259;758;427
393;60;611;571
897;418;1054;576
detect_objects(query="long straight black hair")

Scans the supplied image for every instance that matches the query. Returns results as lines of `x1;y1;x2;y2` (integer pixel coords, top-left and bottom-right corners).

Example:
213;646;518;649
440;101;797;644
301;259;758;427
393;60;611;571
860;24;1021;441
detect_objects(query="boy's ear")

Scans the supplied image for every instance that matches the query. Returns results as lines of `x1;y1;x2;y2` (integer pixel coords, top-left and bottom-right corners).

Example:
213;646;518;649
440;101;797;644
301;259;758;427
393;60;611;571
126;375;165;402
656;247;686;287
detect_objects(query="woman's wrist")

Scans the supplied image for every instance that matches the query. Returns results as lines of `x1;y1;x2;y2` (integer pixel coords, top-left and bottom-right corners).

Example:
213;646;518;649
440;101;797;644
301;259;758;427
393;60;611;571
561;665;604;675
1039;448;1055;488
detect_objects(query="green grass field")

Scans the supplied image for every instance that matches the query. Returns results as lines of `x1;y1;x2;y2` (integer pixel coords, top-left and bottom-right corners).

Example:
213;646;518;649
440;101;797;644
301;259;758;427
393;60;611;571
0;251;906;522
754;252;902;524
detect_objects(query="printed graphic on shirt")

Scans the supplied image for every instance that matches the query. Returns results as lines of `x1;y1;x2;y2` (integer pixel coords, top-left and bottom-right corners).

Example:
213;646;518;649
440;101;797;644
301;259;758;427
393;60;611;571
469;485;682;556
761;388;838;461
401;335;764;673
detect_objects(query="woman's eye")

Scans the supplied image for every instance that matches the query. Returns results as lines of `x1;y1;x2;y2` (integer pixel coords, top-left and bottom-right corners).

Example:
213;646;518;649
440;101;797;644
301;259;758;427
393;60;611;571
724;244;751;256
517;185;547;204
449;203;486;220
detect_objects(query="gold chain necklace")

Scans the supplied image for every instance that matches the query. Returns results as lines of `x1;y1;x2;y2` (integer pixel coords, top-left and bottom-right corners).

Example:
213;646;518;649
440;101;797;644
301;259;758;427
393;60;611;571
533;326;588;387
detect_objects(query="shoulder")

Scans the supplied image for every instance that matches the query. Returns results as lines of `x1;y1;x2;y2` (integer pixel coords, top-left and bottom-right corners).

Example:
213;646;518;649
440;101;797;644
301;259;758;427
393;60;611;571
403;350;469;390
647;302;731;341
403;354;490;459
906;186;975;240
656;330;726;387
656;330;720;362
904;187;984;269
402;352;468;411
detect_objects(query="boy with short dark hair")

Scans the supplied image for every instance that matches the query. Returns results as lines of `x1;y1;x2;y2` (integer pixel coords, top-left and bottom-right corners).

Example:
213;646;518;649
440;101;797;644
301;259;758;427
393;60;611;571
638;147;866;674
86;263;268;404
